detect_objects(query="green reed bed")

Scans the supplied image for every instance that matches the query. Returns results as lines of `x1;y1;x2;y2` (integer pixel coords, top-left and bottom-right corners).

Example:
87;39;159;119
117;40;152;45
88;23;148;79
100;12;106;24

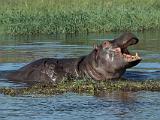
0;0;160;34
1;80;160;96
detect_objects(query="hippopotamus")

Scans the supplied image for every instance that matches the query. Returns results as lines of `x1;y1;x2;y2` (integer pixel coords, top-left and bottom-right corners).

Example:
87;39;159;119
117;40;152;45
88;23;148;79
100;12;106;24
7;33;141;83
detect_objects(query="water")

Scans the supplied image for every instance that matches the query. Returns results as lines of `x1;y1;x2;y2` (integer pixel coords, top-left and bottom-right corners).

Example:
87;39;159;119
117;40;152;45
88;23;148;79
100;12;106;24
0;31;160;120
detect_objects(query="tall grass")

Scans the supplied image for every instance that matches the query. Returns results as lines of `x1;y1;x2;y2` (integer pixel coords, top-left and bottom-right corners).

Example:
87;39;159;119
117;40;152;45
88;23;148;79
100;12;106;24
0;0;160;34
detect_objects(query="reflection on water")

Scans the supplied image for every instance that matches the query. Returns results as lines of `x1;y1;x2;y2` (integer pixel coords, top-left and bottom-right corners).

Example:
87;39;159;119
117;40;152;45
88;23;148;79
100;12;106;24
0;31;160;120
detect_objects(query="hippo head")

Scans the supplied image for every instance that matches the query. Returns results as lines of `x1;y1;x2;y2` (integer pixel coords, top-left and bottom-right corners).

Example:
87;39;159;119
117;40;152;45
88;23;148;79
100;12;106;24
88;32;141;80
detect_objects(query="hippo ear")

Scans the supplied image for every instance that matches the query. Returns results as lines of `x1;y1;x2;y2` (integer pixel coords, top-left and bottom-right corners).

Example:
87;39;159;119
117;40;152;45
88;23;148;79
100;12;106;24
43;60;48;68
93;44;99;50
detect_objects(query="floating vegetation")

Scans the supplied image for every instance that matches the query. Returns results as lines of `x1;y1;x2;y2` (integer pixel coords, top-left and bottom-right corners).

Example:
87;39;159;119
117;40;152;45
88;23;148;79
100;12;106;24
0;80;160;96
0;0;160;34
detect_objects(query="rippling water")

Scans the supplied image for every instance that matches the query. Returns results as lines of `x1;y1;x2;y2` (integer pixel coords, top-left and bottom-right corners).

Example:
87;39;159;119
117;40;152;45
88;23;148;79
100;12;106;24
0;31;159;120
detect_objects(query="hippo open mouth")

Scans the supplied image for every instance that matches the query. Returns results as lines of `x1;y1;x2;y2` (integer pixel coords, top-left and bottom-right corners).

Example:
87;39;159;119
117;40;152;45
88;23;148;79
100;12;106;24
121;43;141;63
112;33;141;63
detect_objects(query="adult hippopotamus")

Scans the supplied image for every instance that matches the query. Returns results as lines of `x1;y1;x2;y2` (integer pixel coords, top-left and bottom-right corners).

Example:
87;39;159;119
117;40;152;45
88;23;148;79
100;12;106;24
7;33;141;83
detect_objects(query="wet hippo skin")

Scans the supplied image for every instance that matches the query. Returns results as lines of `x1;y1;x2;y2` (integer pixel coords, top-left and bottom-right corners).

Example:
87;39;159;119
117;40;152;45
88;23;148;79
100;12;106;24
7;33;142;83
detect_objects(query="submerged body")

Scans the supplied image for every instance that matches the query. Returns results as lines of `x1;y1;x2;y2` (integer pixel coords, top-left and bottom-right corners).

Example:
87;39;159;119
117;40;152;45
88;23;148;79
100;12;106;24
7;33;141;83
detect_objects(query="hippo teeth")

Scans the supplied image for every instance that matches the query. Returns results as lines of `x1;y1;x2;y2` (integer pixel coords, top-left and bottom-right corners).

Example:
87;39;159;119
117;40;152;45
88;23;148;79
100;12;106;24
135;52;141;59
135;52;140;58
123;52;141;62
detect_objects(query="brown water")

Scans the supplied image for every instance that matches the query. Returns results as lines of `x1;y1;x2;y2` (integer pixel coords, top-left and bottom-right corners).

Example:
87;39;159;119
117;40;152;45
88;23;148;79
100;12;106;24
0;31;160;120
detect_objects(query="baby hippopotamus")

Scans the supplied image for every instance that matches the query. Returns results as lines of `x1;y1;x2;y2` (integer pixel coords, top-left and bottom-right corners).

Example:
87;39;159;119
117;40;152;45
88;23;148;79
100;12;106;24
7;33;141;83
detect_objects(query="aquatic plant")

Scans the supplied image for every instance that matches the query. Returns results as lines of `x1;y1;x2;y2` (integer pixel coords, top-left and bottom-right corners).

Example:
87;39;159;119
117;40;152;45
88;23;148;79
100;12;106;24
1;80;160;96
0;0;160;34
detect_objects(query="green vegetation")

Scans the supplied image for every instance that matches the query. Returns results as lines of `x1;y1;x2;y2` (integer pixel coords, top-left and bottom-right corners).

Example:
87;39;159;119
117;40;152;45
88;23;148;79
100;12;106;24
0;0;160;34
1;80;160;96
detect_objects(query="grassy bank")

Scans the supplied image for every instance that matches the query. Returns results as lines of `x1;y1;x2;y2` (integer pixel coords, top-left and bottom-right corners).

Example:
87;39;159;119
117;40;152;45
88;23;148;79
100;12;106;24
1;80;160;96
0;0;160;34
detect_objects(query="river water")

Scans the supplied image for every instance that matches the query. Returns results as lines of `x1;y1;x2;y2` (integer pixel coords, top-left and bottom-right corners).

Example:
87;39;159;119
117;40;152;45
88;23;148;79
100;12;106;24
0;31;160;120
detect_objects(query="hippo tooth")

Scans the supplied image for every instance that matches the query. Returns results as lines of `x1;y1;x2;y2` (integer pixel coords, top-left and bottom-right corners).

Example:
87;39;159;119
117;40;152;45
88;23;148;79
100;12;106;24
136;52;138;57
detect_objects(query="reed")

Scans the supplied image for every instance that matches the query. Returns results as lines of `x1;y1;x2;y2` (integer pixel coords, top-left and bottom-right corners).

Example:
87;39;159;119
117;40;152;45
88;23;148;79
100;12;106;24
0;0;160;34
